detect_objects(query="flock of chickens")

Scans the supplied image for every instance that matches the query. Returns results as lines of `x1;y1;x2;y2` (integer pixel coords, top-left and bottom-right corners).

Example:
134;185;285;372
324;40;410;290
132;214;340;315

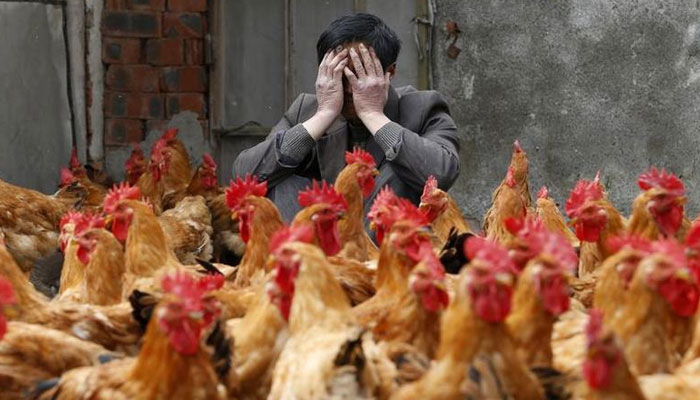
1;130;700;399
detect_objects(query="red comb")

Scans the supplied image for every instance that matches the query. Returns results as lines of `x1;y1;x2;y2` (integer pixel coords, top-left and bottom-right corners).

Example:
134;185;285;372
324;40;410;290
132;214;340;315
638;167;685;195
606;234;653;255
0;277;16;306
368;186;398;221
269;225;315;254
585;309;604;346
537;186;549;199
126;144;144;163
506;216;578;273
225;174;267;211
60;210;84;230
650;239;687;267
686;219;700;249
565;178;604;218
345;147;376;168
60;167;77;186
162;270;223;300
161;128;178;142
202;153;217;170
103;182;142;214
421;176;439;202
465;236;517;275
74;212;105;236
70;148;81;170
298;180;347;212
395;198;430;227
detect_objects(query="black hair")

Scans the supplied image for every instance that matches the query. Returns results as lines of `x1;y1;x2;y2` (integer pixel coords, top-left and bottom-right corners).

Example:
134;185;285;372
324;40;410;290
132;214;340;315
316;13;401;69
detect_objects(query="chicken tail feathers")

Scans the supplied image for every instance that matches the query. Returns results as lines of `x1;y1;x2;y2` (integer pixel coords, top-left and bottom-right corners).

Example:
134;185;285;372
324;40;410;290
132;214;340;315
206;320;232;381
129;289;157;332
196;258;224;275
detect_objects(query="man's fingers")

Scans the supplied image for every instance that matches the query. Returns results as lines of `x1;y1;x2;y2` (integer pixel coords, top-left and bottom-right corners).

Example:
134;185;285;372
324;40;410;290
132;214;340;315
359;44;376;76
318;50;332;77
327;49;348;73
349;48;366;79
370;47;384;75
333;59;348;80
343;66;359;86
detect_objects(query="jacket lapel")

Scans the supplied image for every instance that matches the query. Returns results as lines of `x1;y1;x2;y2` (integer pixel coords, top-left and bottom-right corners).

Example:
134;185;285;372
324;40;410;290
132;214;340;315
316;86;401;183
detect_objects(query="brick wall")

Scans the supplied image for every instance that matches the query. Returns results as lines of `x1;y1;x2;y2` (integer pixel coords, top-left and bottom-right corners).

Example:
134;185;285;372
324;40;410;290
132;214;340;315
101;0;208;149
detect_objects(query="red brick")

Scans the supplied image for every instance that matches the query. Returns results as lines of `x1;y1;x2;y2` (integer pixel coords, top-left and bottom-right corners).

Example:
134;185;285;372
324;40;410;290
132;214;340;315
105;0;128;10
128;0;165;11
163;12;204;38
184;39;203;64
105;92;165;119
102;11;161;38
105;119;144;145
103;38;141;64
106;65;159;92
146;38;184;65
168;0;207;12
161;66;206;92
166;93;205;118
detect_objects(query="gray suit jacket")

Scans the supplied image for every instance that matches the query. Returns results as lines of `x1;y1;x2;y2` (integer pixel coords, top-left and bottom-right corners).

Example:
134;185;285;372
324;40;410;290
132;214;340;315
232;85;460;192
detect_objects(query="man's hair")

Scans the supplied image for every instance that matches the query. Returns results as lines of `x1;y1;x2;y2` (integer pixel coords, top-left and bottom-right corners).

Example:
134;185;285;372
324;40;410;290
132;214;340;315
316;13;401;69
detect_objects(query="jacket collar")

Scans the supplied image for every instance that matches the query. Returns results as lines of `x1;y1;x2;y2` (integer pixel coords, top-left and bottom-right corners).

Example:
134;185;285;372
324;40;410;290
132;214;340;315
316;86;400;182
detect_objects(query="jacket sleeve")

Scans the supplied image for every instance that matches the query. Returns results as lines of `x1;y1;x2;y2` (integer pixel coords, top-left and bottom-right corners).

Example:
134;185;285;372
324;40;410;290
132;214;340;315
231;94;315;186
373;91;461;191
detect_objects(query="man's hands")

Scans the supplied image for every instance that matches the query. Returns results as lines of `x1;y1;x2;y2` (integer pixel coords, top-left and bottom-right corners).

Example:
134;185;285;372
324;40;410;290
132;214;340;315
344;43;391;134
304;48;348;140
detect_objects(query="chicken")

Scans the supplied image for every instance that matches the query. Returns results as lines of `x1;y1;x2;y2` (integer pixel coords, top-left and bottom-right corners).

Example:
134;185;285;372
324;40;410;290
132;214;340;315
226;225;313;399
59;148;107;210
267;240;390;399
393;237;544;400
0;235;141;352
37;272;230;400
353;194;448;360
0;177;87;273
334;148;380;261
535;185;579;247
134;137;167;214
124;143;146;186
225;175;284;287
157;128;194;210
55;211;102;302
73;226;125;305
627;167;689;241
483;140;532;243
419;175;472;248
158;195;214;264
605;239;699;375
565;173;626;278
505;216;578;368
576;310;647;400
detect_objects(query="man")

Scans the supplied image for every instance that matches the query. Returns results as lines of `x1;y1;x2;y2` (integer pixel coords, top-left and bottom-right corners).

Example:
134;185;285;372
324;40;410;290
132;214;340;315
233;13;460;223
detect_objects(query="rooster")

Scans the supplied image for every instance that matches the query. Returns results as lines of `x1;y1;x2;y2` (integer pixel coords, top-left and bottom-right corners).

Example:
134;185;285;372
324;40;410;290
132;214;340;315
0;177;87;273
393;237;543;399
124;143;146;186
627;167;689;241
565;173;626;278
419;175;472;246
266;240;392;399
36;272;230;400
334;148;380;261
294;180;377;305
535;185;579;247
59;148;107;210
157;128;194;210
504;216;578;368
225;174;284;287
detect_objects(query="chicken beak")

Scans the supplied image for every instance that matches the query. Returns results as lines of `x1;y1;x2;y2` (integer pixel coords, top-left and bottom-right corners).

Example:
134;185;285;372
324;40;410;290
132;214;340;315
372;169;380;177
676;196;687;206
675;268;692;282
103;214;114;226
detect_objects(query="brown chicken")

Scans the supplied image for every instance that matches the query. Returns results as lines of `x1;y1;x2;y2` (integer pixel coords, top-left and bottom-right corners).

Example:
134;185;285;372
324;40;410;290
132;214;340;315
135;137;168;214
157;128;194;210
0;236;140;352
158;195;214;264
334;148;380;261
576;310;646;400
0;177;87;273
73;226;125;306
393;237;543;400
59;149;107;210
606;239;699;375
505;216;578;368
535;185;579;247
420;175;472;247
124;143;146;186
565;173;626;278
353;194;448;360
266;240;392;399
293;180;377;305
225;175;284;287
38;272;230;400
483;165;529;245
627;167;689;241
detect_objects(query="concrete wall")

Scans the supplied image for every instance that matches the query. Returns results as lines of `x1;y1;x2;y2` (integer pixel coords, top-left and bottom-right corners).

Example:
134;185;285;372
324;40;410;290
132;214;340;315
0;2;73;194
433;0;700;224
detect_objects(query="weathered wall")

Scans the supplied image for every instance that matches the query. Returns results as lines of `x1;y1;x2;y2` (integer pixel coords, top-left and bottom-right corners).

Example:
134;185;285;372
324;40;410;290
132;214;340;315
0;2;73;194
433;0;700;224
